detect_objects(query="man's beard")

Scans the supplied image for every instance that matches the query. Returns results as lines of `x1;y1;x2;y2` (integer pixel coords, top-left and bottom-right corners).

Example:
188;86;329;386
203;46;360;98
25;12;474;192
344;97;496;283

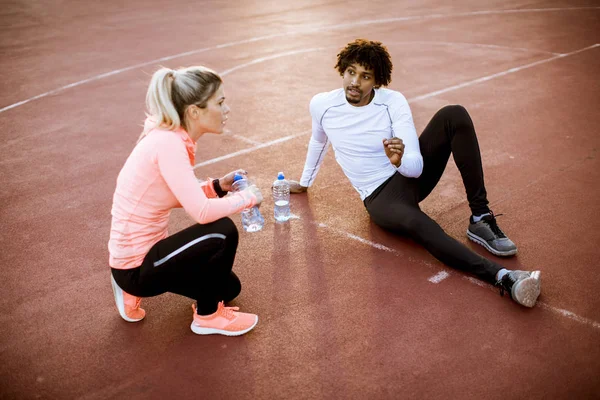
345;95;360;104
345;87;362;104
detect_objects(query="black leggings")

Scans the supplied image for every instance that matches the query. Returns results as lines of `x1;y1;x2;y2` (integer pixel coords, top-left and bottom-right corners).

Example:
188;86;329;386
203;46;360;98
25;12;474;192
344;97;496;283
364;105;502;283
111;217;241;315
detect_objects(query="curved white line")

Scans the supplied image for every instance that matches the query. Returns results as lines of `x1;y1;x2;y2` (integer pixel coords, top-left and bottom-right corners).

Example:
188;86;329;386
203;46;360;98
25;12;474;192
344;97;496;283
393;40;562;56
408;44;599;102
193;130;310;169
220;47;329;76
1;6;598;113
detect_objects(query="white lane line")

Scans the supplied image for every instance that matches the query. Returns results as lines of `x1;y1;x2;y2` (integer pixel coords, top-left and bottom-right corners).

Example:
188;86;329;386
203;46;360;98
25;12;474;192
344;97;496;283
464;276;600;330
193;130;310;168
313;221;600;330
396;40;562;56
537;303;600;330
2;6;598;114
220;48;328;76
231;134;263;146
409;43;599;102
428;271;451;283
192;43;598;168
316;222;398;253
464;276;489;288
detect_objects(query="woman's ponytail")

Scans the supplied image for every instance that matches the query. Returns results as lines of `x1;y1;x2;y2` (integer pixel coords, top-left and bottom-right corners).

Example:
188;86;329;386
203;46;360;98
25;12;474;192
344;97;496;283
145;68;181;132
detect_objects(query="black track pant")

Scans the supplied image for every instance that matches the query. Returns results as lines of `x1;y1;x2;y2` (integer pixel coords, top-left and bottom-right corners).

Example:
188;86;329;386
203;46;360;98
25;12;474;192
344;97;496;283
364;105;502;283
111;217;241;315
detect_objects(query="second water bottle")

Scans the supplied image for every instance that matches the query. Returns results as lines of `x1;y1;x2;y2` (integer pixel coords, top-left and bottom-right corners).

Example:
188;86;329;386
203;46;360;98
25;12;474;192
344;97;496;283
272;171;290;222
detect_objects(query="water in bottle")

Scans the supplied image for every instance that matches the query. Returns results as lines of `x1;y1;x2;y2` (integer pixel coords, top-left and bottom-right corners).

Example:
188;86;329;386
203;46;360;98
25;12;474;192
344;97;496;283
231;174;264;232
272;171;290;222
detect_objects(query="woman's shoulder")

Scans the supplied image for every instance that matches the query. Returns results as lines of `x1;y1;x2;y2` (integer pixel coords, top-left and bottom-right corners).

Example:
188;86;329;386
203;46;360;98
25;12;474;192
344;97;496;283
144;127;188;146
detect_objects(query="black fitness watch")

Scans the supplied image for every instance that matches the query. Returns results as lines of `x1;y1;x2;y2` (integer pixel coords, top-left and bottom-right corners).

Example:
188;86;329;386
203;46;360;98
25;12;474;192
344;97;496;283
212;179;227;198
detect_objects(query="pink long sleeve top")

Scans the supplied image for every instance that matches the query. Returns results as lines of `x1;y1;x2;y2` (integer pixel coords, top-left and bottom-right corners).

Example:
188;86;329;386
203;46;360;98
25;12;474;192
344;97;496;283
108;124;256;270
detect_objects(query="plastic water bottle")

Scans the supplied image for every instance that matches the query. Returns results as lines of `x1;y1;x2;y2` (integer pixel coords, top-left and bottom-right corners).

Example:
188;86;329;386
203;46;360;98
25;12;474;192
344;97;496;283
272;172;290;222
231;174;264;232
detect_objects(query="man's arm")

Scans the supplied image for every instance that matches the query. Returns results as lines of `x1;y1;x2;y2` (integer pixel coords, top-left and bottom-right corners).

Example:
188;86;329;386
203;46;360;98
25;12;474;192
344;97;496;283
290;95;330;194
389;93;423;178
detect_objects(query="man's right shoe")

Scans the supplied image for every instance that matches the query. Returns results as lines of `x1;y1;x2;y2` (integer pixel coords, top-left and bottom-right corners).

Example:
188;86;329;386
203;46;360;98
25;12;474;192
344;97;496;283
110;274;145;322
495;270;541;308
467;213;518;257
191;301;258;336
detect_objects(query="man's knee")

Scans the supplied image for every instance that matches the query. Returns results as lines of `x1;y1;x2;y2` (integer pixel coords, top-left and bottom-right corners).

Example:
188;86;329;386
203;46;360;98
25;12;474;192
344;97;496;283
438;104;474;134
439;104;469;120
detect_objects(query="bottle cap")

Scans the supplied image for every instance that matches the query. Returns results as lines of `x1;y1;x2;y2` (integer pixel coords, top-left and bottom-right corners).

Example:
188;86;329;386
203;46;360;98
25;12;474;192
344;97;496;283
277;172;284;180
233;173;244;182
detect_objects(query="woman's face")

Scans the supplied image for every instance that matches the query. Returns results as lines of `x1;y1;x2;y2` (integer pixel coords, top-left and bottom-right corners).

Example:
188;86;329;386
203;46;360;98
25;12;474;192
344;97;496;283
187;84;230;140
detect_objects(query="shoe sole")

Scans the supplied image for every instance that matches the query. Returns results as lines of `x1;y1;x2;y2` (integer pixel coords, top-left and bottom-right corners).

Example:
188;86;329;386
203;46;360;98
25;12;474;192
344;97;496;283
511;271;541;308
110;274;144;322
190;316;258;336
466;230;517;257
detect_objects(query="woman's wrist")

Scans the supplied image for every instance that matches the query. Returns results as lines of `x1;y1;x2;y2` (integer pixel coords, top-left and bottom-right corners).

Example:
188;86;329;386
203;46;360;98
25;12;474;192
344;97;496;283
212;178;227;198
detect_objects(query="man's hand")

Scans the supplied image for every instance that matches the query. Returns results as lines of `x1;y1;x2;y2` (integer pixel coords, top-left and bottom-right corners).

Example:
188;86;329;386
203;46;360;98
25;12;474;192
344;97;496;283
219;169;247;192
383;138;404;168
288;180;308;194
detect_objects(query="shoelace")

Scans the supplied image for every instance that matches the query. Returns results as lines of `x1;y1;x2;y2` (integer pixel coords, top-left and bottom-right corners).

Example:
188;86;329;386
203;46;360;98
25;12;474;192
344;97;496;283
134;297;142;309
495;279;506;297
216;301;239;320
494;272;516;297
482;213;507;238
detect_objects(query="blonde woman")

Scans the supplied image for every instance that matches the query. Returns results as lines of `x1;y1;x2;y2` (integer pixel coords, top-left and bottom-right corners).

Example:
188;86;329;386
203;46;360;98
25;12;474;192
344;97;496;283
108;66;262;336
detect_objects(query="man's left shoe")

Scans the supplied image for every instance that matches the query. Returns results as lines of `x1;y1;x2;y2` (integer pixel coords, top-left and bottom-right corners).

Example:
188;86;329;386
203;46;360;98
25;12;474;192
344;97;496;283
467;213;517;256
495;270;541;307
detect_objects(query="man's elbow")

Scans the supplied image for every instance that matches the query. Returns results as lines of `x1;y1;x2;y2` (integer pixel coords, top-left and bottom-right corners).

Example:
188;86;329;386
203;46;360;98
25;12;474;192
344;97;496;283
401;168;422;179
399;156;423;178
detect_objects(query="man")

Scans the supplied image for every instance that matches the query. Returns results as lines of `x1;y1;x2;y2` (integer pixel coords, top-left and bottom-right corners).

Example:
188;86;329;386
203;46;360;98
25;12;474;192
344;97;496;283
289;39;541;307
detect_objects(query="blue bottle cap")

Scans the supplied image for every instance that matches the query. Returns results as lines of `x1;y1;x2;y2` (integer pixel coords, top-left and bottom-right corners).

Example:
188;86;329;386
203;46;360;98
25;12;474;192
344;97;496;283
277;172;284;180
233;173;244;182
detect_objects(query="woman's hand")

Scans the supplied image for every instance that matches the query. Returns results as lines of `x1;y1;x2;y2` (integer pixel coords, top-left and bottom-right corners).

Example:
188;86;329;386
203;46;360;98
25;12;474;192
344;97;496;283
245;185;263;206
219;169;247;192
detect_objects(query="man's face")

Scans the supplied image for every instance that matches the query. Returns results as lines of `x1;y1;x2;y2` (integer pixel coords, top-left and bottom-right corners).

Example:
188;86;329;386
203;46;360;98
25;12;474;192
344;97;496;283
343;63;377;107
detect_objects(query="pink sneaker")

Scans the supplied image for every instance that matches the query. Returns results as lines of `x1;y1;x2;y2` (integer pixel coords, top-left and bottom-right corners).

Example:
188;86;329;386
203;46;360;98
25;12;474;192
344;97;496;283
110;274;145;322
191;302;258;336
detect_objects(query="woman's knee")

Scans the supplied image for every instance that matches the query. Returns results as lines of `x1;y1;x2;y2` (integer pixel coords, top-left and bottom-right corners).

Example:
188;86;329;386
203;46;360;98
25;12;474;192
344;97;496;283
213;217;239;245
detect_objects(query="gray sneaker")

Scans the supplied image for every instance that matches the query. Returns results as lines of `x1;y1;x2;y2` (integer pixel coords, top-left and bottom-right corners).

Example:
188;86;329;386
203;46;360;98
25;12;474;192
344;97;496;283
467;213;517;256
495;270;541;307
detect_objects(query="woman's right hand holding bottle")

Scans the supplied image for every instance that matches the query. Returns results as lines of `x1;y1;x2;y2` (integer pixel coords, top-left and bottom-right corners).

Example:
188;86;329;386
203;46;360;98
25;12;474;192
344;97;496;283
245;185;263;207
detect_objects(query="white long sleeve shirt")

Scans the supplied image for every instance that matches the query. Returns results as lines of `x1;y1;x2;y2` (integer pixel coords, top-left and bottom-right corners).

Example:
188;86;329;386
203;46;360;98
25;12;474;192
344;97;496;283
299;87;423;200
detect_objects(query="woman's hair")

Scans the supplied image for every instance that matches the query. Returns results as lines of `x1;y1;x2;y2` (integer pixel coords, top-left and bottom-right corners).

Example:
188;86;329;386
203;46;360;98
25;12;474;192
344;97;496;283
334;39;393;87
145;66;222;132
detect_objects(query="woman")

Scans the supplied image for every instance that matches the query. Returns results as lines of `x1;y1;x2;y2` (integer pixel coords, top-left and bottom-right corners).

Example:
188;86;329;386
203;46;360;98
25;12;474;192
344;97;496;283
108;66;262;336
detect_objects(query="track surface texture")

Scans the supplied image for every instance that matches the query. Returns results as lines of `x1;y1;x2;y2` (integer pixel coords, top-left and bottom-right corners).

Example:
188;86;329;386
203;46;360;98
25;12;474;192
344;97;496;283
1;1;599;399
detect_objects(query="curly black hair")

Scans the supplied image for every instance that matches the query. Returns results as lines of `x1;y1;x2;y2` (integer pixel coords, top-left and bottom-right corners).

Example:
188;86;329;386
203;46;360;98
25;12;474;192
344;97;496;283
334;39;393;87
